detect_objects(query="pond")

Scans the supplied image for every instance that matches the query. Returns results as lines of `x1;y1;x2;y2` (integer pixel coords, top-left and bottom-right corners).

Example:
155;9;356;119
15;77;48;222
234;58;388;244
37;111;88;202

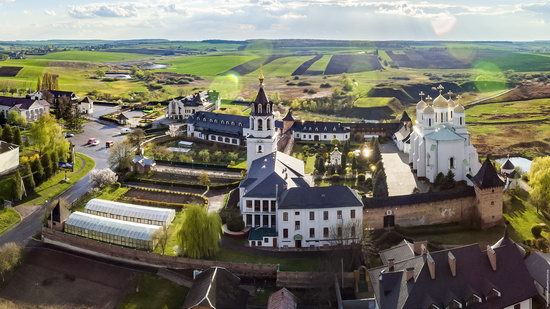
496;157;532;173
105;73;132;79
141;63;168;70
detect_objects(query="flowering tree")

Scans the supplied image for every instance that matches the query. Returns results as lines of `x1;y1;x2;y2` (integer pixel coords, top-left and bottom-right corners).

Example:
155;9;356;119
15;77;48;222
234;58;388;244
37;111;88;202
166;124;181;138
89;168;118;188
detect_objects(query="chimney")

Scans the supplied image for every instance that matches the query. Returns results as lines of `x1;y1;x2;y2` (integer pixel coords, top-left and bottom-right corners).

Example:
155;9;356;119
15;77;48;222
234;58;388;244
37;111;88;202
413;241;425;255
448;252;456;277
405;267;415;282
427;254;436;280
421;243;428;256
487;245;497;271
388;258;395;271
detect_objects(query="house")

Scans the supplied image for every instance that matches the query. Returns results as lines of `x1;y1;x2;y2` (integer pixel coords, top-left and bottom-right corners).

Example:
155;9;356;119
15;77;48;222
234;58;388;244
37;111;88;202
238;75;364;249
46;90;79;103
368;227;537;308
408;86;482;184
117;113;129;125
187;112;248;146
267;288;297;309
167;90;220;120
393;111;412;153
78;96;94;114
132;151;155;174
0;140;19;175
500;157;520;190
0;96;50;122
280;109;351;142
182;267;249;309
525;251;550;305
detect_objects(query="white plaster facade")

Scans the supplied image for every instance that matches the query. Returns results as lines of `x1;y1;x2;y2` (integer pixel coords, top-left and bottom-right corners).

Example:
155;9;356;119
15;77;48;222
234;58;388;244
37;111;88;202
0;141;19;175
167;91;219;120
408;92;481;184
0;97;50;122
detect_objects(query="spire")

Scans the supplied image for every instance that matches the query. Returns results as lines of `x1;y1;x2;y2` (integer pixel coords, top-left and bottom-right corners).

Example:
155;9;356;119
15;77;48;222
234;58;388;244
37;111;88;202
259;65;265;88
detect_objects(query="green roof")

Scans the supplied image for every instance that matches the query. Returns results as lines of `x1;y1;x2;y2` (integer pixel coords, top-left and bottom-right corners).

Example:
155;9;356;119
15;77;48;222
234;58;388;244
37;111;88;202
248;227;278;241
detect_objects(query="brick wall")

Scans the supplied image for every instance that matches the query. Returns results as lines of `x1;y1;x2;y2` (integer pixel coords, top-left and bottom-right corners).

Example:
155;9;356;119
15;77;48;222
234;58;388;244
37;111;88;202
363;195;477;229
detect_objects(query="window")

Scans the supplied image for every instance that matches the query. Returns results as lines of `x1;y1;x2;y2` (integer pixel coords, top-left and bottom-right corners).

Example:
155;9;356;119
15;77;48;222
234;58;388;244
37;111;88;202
324;211;329;220
283;212;288;221
251;241;256;246
264;237;268;243
295;211;300;216
337;210;342;219
309;211;315;220
295;221;300;231
351;209;356;219
323;228;329;238
263;200;269;212
513;304;521;309
257;118;263;130
460;117;463;125
309;228;315;238
450;157;455;169
337;227;342;238
267;104;271;113
429;118;432;127
257;145;263;153
266;118;271;130
258;104;262;114
351;226;356;238
254;200;261;211
271;200;276;210
283;229;289;238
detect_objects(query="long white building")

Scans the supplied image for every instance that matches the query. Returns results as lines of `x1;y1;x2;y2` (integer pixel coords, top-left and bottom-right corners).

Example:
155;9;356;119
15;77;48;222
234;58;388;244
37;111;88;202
408;87;481;184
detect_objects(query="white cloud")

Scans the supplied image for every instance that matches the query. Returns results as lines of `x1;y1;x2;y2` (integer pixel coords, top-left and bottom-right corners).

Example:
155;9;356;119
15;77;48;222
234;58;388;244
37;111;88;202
239;23;256;30
23;10;32;15
44;10;56;16
68;2;140;18
280;13;306;19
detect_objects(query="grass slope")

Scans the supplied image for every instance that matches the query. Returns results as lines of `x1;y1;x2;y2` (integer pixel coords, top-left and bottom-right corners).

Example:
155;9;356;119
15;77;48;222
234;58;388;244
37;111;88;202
0;208;20;235
249;56;315;77
159;55;258;76
466;98;550;123
306;55;332;73
33;51;149;62
120;273;188;309
354;97;393;108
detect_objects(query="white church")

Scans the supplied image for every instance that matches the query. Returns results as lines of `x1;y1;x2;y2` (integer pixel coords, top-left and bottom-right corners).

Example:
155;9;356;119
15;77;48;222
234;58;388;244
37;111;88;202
407;85;482;184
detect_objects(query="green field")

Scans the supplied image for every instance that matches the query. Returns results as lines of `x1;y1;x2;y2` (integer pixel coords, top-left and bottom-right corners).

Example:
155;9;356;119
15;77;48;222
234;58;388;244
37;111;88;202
354;97;393;108
466;99;550;123
306;55;332;73
159;54;258;76
33;51;150;62
249;55;316;76
0;208;20;235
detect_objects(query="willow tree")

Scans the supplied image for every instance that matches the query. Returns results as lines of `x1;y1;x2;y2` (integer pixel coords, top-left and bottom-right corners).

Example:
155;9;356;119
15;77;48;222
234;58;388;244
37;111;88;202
529;156;550;213
177;205;222;259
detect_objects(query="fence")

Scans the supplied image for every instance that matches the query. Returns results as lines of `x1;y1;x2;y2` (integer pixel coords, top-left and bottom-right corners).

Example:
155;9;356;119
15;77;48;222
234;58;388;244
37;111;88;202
42;229;278;279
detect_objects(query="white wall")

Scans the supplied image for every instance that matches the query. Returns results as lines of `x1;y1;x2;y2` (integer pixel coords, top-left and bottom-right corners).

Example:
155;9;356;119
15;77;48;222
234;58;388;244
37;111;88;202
0;145;19;174
276;206;363;248
294;131;349;142
504;298;532;309
240;197;278;227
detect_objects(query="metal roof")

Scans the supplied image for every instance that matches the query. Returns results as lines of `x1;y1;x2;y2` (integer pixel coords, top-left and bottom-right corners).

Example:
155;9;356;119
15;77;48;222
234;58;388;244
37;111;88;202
425;126;465;141
65;212;161;240
85;198;175;223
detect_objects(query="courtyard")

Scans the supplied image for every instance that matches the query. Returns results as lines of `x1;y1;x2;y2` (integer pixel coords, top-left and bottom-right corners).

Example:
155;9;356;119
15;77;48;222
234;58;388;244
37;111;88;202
380;142;428;196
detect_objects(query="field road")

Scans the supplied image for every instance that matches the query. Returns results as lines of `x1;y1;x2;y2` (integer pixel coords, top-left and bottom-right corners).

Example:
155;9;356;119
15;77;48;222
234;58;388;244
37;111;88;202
0;106;124;246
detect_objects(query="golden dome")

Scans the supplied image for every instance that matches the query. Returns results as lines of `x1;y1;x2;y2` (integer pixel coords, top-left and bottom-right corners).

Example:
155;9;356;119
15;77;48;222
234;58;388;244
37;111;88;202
423;105;435;114
447;98;457;108
433;94;448;108
416;99;427;110
454;104;465;113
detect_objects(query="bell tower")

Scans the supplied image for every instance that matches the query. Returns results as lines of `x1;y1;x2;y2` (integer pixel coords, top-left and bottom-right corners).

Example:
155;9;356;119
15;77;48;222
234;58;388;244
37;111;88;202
244;71;278;169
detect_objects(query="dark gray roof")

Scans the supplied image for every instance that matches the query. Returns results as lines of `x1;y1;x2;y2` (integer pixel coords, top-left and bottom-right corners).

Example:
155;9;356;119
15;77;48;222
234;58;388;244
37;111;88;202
379;240;416;265
188;111;249;137
369;238;537;309
176;91;212;107
469;158;505;189
400;111;411;123
48;90;76;98
0;96;40;110
251;86;273;117
282;109;295;121
0;140;18;154
248;227;278;241
525;251;550;287
292;121;350;134
502;159;515;170
241;151;308;198
182;267;249;309
278;185;363;210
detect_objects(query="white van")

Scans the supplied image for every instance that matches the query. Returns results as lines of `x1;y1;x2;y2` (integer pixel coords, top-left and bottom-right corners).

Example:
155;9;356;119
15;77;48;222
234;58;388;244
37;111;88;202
120;128;132;135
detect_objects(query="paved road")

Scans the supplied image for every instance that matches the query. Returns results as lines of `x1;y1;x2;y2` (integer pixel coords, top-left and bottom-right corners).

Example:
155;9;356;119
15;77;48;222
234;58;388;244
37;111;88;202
380;142;429;196
0;106;124;246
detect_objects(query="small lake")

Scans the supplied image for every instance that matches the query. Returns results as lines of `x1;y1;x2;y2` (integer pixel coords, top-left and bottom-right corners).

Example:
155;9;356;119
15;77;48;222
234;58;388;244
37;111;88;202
141;64;167;70
496;157;532;173
105;73;132;80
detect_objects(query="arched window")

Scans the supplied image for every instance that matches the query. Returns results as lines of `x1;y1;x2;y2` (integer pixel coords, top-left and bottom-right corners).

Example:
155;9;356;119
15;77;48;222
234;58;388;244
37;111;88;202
257;118;263;130
258;145;263;153
450;157;455;169
258;104;262;114
266;118;271;130
460;117;463;126
428;118;432;127
266;104;271;114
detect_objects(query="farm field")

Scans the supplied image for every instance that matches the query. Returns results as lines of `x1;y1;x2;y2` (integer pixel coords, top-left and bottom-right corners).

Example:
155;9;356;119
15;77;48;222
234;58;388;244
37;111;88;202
305;55;331;74
249;55;316;77
466;99;550;123
158;54;258;76
33;50;151;62
353;97;393;108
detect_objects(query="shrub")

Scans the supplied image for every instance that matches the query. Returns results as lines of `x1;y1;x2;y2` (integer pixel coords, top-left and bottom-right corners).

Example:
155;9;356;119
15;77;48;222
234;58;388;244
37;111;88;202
226;209;245;232
532;224;546;238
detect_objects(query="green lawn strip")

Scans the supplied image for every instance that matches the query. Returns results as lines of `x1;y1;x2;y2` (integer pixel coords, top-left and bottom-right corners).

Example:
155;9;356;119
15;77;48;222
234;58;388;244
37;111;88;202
306;55;332;73
0;208;21;235
71;185;129;212
155;211;185;256
466;98;550;123
158;55;258;76
397;223;504;247
22;152;95;207
503;191;550;242
120;273;188;309
353;97;392;108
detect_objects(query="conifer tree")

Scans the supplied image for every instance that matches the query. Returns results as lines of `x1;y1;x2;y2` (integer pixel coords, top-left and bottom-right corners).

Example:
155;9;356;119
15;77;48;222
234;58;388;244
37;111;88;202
13;170;23;200
41;154;53;179
12;127;22;146
22;163;35;192
31;159;45;185
1;125;12;143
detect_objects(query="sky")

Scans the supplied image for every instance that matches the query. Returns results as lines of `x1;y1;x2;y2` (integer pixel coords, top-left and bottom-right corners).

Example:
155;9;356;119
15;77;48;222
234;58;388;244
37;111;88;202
1;0;550;41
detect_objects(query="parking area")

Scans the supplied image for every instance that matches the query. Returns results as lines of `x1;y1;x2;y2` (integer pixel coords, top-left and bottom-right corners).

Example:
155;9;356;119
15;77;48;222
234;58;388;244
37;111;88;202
380;142;429;196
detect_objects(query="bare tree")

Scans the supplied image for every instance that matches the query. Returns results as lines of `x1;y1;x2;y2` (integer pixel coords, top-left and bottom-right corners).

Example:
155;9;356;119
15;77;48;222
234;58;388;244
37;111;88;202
0;242;22;282
154;225;170;255
108;141;134;172
127;128;145;149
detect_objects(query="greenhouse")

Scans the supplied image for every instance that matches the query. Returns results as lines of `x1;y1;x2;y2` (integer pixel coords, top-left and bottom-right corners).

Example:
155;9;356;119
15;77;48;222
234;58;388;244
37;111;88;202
84;198;176;226
64;212;161;250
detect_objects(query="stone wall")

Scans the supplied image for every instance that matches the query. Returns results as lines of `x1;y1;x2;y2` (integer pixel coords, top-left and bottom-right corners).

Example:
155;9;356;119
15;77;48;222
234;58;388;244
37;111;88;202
363;195;477;230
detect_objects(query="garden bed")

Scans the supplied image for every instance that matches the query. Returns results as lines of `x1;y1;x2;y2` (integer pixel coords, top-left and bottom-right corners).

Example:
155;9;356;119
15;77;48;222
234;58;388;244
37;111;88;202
122;188;206;206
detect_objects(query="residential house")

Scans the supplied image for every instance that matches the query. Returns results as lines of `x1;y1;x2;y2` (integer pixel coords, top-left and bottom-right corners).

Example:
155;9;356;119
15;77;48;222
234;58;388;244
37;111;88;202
167;90;220;120
78;96;94;114
0;96;50;122
187;111;248;146
280;109;351;142
0;140;19;175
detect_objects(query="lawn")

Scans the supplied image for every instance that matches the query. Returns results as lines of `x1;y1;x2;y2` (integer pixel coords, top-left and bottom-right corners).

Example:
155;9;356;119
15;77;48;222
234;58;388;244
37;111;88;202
71;185;129;211
159;54;258;76
503;190;550;242
249;56;316;77
33;51;149;63
120;273;188;309
22;152;95;207
154;211;185;256
0;208;20;235
306;55;332;73
354;97;393;108
398;223;504;247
